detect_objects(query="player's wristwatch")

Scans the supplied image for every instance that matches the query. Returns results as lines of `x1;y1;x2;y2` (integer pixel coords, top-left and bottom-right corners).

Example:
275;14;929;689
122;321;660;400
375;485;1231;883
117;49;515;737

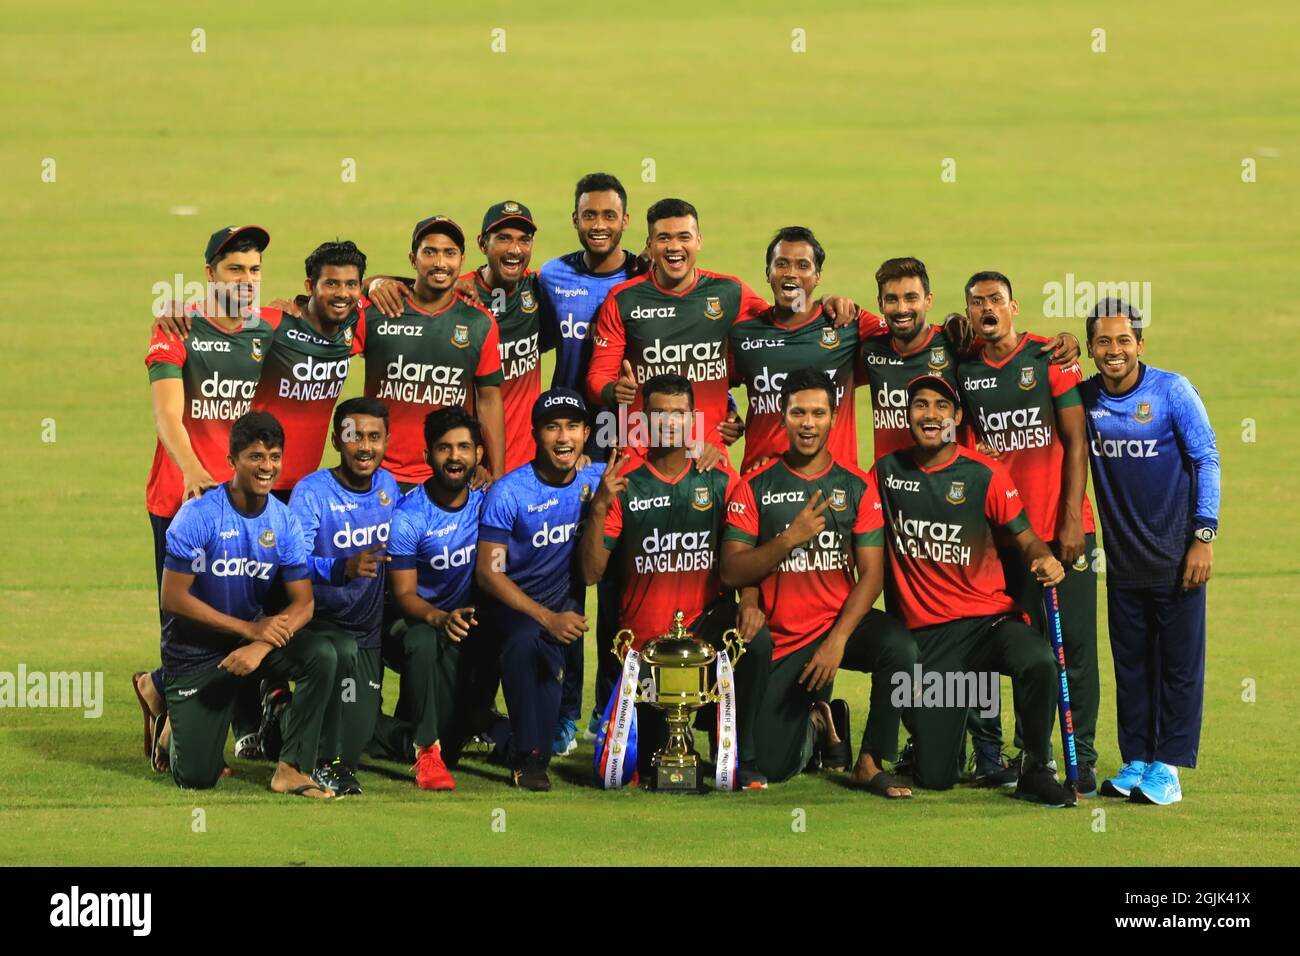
1194;527;1217;543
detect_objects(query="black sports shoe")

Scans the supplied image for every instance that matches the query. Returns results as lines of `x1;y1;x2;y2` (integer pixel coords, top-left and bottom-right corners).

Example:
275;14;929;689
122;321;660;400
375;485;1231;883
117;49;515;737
258;681;291;762
822;699;852;771
331;761;363;796
893;740;916;777
972;744;1019;789
311;760;342;795
512;750;552;792
1073;762;1097;797
1014;763;1077;808
738;761;768;790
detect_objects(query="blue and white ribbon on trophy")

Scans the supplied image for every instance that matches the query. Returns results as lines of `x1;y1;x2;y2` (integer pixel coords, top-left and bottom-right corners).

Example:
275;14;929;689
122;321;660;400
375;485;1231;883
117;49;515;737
594;647;642;788
713;647;739;791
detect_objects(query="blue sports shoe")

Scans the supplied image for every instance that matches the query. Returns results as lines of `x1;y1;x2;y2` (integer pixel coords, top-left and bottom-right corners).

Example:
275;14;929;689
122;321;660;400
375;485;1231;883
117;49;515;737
583;710;602;742
1130;762;1182;806
1100;760;1148;798
553;718;578;756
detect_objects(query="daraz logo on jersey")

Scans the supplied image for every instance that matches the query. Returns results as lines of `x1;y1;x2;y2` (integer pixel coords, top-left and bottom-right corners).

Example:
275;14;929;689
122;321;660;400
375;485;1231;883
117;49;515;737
630;305;676;320
635;528;716;575
427;543;474;570
629;494;670;512
761;490;804;506
332;520;390;550
532;521;577;547
283;355;350;402
752;367;843;415
500;333;540;379
210;557;275;579
888;510;971;566
379;355;469;406
189;338;231;353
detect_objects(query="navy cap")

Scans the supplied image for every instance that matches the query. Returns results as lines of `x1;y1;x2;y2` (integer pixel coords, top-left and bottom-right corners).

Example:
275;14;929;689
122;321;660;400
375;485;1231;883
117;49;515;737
205;225;269;265
481;200;536;237
411;215;466;253
905;373;960;406
532;387;588;427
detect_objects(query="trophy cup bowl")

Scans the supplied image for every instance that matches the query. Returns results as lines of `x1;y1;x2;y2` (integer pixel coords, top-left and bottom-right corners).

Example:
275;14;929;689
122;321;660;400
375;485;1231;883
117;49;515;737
613;609;746;793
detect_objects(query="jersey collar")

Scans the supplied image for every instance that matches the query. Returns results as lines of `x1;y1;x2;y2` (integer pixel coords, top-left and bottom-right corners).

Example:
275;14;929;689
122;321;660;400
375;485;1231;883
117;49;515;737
979;331;1033;369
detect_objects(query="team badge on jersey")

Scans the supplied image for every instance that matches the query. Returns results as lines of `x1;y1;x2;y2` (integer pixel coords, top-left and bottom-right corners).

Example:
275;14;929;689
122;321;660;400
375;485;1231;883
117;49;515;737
819;327;839;349
691;486;713;511
1134;401;1153;424
378;490;392;506
1072;554;1090;571
828;488;848;511
251;338;264;362
704;296;723;320
259;528;276;548
451;324;470;348
945;480;966;505
580;483;593;503
928;346;948;371
520;288;538;314
343;326;354;346
1018;366;1036;390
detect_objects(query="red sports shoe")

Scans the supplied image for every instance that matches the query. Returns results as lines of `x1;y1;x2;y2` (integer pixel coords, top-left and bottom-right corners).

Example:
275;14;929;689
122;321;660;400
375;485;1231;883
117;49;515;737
415;743;455;791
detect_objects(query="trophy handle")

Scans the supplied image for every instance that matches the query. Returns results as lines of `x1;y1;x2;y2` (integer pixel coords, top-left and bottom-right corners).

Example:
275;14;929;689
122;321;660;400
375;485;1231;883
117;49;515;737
612;628;635;662
707;628;746;698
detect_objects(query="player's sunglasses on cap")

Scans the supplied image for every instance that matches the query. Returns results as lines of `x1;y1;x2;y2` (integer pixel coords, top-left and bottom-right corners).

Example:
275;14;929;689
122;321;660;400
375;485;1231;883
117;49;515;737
532;387;588;427
482;200;537;237
905;373;960;406
411;215;466;253
205;225;270;264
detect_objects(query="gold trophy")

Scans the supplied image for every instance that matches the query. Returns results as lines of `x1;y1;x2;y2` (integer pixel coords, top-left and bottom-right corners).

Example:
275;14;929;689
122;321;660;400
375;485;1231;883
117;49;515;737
613;609;746;792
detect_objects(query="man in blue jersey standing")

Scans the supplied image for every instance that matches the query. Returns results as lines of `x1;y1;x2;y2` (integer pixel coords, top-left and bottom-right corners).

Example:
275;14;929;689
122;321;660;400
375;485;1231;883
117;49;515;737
286;397;399;796
158;411;338;797
1081;299;1220;806
476;387;605;791
537;173;647;748
374;407;487;791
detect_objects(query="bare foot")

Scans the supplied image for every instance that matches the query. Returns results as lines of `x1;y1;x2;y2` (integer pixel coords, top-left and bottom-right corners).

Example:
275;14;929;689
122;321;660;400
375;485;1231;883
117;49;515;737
135;672;164;716
152;715;172;773
270;761;334;799
851;752;912;798
810;701;845;768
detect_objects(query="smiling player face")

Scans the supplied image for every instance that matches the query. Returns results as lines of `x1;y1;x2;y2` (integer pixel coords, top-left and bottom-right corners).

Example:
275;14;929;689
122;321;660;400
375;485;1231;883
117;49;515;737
965;279;1018;345
1087;314;1145;390
410;233;464;295
574;189;628;258
307;264;362;325
649;215;702;285
333;413;389;481
426;425;481;493
767;240;820;313
535;418;589;473
908;388;961;451
879;275;932;345
229;440;282;499
479;226;534;286
782;388;835;460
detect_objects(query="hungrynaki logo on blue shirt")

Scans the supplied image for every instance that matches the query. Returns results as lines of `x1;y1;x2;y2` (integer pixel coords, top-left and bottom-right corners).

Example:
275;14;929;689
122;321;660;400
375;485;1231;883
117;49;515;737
478;459;606;611
389;484;487;612
162;485;309;676
289;467;400;649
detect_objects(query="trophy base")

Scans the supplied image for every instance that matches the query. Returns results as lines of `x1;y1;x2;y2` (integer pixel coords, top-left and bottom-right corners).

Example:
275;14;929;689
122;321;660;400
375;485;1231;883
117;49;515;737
652;761;700;793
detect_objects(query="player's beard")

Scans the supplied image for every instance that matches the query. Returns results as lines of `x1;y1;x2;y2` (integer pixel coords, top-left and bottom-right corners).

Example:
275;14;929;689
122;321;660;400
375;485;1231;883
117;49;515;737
431;460;471;493
581;224;623;257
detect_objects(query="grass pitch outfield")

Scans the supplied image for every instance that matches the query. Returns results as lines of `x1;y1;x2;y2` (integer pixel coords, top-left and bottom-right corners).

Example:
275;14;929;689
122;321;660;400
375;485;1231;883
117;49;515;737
2;1;1298;866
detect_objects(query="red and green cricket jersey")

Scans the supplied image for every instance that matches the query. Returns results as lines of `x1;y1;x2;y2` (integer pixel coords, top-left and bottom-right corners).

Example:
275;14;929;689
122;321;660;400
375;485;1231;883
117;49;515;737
870;447;1029;630
250;305;363;491
601;458;737;649
861;325;966;462
465;269;553;473
955;332;1096;543
729;305;888;473
724;458;883;659
354;294;504;484
144;307;283;517
586;269;768;456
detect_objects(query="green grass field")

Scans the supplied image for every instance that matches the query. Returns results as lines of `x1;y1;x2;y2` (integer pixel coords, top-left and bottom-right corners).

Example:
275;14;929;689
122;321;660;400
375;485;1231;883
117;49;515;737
2;0;1298;866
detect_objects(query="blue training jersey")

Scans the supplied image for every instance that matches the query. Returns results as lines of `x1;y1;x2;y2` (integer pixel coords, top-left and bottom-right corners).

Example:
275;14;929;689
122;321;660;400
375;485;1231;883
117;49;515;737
289;467;400;648
389;484;486;612
478;460;607;611
1080;363;1221;589
162;485;310;676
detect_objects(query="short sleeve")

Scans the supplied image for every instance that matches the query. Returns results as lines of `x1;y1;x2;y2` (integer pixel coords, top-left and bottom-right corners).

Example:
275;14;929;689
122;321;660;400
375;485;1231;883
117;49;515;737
1049;359;1084;408
478;480;516;544
475;315;505;385
146;326;187;381
984;461;1030;535
388;507;421;571
723;478;760;544
278;511;311;582
163;502;210;574
852;478;884;548
602;495;624;551
858;308;889;339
